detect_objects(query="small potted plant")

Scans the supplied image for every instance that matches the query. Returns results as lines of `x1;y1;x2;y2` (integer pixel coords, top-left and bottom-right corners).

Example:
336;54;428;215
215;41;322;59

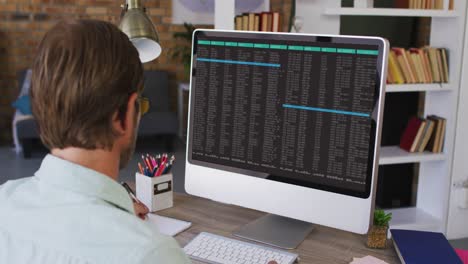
367;209;392;249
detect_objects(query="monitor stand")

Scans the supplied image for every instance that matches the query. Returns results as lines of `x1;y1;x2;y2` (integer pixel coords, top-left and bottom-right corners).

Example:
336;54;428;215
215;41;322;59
232;214;314;249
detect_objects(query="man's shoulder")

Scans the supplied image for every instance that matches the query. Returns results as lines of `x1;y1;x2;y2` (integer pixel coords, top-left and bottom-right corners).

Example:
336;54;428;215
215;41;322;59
0;177;35;193
0;177;37;204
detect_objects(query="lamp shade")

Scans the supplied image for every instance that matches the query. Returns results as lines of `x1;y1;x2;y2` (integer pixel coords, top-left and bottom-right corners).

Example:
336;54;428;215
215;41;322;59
119;5;161;63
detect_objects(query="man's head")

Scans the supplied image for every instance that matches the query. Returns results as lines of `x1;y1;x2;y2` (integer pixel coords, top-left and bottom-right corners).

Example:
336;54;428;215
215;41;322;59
31;19;144;169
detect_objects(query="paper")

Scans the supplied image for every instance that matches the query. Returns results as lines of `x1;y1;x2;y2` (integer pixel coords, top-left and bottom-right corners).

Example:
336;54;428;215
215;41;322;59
145;214;192;237
350;255;389;264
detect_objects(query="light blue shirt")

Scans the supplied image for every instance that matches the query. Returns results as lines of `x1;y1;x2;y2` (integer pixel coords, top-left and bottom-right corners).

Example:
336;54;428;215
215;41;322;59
0;154;191;264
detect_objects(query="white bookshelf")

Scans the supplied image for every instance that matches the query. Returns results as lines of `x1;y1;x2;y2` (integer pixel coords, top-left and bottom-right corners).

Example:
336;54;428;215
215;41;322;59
386;83;451;93
324;8;459;17
294;0;466;238
379;146;446;165
386;207;443;237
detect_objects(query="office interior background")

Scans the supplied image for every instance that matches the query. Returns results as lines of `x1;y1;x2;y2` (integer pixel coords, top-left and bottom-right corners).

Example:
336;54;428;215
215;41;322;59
1;0;468;257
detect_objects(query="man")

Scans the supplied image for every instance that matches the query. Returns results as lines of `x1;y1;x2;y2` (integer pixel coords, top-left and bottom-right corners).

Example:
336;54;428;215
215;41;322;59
0;19;190;263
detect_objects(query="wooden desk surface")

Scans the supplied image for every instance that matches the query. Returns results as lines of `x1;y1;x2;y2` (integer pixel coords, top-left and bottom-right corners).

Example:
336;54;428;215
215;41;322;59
157;193;400;264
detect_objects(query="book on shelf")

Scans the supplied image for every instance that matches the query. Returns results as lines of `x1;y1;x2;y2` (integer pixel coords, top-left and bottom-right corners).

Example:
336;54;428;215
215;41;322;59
248;13;255;31
235;16;242;31
272;12;280;32
388;51;405;84
254;14;260;32
417;118;435;152
410;49;425;83
410;119;427;152
401;0;453;9
400;117;423;152
242;14;248;31
387;47;449;85
260;12;271;31
234;11;281;32
400;115;446;153
441;49;449;83
391;47;416;84
427;115;447;153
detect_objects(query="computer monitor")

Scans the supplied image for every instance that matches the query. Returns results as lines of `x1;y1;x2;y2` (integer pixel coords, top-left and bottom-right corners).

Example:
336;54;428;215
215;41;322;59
185;30;388;249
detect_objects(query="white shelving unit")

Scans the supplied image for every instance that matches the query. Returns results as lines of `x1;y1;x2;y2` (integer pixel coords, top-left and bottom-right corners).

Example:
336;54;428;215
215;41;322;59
386;83;450;93
385;207;443;232
379;146;446;165
213;0;467;238
294;0;467;238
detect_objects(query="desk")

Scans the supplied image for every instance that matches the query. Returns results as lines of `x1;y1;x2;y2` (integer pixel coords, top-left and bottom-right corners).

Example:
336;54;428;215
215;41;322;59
157;193;400;264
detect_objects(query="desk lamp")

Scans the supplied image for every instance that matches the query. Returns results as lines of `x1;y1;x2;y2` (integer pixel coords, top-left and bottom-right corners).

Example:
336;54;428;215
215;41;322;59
119;0;161;63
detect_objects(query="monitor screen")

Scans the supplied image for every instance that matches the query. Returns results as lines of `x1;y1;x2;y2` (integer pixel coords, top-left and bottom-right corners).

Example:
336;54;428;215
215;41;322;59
188;30;386;198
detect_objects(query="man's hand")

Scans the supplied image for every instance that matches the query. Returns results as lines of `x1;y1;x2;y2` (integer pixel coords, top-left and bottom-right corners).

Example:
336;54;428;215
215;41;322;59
133;200;149;220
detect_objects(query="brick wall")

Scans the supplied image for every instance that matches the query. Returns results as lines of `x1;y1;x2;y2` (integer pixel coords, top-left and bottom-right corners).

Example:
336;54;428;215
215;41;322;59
0;0;291;146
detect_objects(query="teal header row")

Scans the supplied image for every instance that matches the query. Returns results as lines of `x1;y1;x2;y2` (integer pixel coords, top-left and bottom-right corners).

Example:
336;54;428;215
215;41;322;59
197;40;379;55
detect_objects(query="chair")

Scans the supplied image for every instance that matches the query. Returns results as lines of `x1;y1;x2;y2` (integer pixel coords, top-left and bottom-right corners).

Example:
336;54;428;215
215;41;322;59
14;70;40;158
138;70;178;151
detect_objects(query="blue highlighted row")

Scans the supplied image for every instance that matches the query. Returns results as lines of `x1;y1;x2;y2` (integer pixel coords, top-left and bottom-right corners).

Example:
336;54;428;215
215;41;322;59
197;58;280;68
282;104;370;118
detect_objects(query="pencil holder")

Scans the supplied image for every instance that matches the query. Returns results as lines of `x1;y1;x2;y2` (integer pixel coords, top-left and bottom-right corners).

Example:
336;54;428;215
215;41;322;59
135;172;173;212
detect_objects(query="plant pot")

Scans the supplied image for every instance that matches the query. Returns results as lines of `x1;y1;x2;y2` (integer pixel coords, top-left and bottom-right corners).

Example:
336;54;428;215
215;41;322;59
366;225;388;249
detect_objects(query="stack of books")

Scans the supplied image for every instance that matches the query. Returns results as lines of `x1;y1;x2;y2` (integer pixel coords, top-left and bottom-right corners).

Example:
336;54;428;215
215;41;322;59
396;0;454;9
387;47;449;84
400;115;446;153
234;12;281;32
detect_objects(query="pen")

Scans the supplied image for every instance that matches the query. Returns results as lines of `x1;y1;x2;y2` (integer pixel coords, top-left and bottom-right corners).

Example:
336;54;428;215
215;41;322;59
144;167;151;177
142;155;152;171
121;182;148;220
155;161;166;177
138;162;144;175
150;155;157;169
146;154;154;171
120;182;141;204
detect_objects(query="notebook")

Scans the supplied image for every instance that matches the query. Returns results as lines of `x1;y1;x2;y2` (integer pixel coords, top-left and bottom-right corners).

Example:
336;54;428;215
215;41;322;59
145;214;192;237
391;229;462;264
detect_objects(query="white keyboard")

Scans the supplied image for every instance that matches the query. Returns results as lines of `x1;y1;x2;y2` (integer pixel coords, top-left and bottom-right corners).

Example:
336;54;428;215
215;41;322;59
183;232;298;264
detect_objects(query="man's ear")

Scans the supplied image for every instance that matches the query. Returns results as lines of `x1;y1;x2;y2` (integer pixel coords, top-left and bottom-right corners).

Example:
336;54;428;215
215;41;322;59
112;92;139;136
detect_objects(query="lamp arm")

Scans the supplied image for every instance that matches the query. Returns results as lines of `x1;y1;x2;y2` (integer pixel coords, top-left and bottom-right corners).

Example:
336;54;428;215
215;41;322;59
127;0;142;9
